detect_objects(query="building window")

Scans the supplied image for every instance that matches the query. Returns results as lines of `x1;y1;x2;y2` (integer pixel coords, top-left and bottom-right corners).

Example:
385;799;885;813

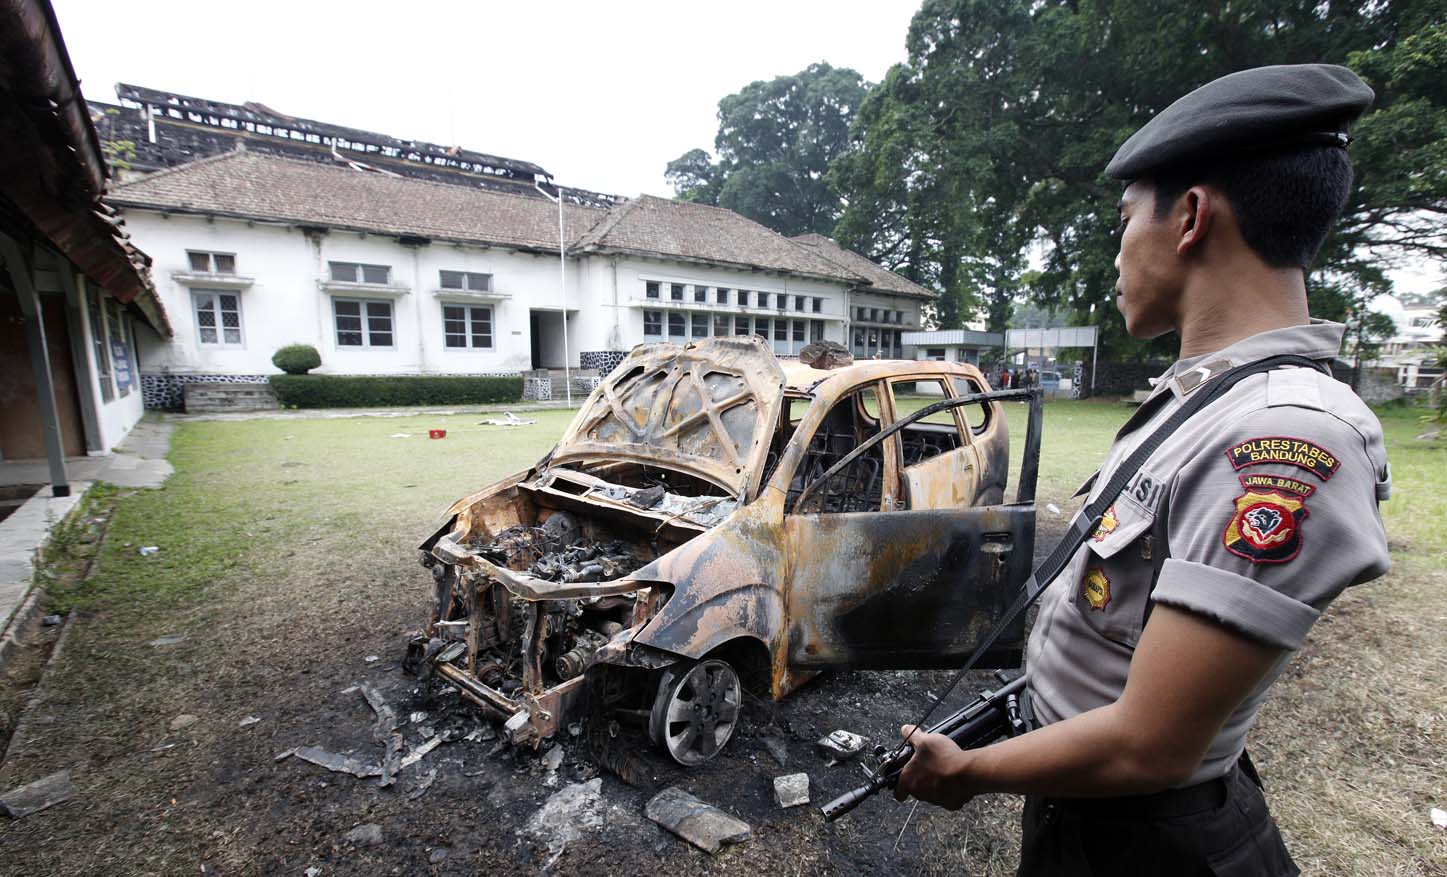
716;287;729;305
187;251;236;274
713;314;730;336
334;299;394;347
330;262;391;285
106;298;131;396
792;320;806;344
670;283;685;301
88;289;113;403
777;294;788;312
895;310;904;324
870;308;879;322
694;285;707;303
439;270;491;292
774;320;788;341
755;318;770;340
691;312;708;338
810;320;824;342
812;297;822;313
644;311;663;336
668;312;686;338
646;281;660;299
737;290;749;307
757;292;768;309
734;316;750;336
193;290;242;345
442;304;493;349
795;296;806;312
927;348;947;361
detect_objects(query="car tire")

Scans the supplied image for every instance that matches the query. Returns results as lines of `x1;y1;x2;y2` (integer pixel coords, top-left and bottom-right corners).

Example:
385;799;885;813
648;658;742;766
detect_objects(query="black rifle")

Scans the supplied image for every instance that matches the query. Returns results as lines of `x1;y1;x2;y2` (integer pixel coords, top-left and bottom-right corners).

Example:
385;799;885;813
821;673;1028;821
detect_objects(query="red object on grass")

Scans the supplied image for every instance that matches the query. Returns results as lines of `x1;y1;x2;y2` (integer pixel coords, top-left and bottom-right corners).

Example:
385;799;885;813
428;429;447;439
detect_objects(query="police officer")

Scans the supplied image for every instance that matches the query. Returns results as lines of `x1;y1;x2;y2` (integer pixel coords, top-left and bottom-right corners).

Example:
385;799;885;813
893;64;1392;876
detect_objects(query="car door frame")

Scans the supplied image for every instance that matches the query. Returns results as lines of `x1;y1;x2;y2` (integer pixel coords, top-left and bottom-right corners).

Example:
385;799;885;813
778;386;1043;670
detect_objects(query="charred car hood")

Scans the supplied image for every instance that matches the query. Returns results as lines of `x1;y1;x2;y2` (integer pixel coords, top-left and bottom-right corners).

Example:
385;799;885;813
550;337;786;498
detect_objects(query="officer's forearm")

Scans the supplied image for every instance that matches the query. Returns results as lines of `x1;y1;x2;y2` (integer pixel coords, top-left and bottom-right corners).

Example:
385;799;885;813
950;605;1283;798
951;703;1190;798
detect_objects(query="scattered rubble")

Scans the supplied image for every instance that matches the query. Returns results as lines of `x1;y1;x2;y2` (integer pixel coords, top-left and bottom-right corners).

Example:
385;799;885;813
237;716;261;728
1432;807;1447;830
523;778;605;868
400;738;441;768
343;823;384;847
148;634;186;647
429;848;450;864
0;770;77;818
761;735;788;767
773;773;810;809
41;614;61;626
293;746;383;778
541;746;564;772
644;787;752;854
169;714;200;732
816;730;866;764
481;412;536;427
138;546;160;556
358;683;403;787
406;768;438;801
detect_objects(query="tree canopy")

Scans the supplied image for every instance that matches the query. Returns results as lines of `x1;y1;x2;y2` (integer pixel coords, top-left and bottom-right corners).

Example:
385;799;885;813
666;62;869;237
830;0;1447;353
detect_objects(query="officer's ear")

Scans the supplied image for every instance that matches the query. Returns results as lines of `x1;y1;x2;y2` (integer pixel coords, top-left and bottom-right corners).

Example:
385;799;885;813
1175;186;1216;257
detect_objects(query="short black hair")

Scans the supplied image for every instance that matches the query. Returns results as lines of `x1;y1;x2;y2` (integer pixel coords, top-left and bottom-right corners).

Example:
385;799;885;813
1149;146;1353;269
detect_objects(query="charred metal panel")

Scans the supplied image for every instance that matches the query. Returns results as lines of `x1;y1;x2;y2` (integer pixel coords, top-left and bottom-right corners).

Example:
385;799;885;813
551;337;786;499
630;498;787;668
783;504;1032;669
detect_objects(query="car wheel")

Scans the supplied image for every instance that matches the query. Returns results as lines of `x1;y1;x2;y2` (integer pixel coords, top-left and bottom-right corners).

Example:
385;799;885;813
648;658;741;766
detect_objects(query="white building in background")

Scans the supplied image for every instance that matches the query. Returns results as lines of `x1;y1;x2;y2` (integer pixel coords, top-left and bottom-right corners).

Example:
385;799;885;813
111;150;936;407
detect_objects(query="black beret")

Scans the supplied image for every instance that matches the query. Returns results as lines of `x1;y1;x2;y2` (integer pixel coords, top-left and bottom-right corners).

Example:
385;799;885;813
1105;64;1374;180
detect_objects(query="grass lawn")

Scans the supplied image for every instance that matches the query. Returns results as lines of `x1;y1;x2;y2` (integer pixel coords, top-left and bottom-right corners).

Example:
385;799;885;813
8;399;1446;874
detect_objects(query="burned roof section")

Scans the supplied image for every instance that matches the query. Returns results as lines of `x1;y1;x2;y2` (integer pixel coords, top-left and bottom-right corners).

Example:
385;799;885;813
91;83;622;209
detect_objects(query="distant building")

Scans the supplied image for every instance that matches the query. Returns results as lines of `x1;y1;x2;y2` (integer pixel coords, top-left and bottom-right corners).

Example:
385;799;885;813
110;150;935;407
1369;294;1444;392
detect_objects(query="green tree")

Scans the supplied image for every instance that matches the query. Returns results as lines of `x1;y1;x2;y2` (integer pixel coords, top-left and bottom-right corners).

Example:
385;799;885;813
666;62;869;237
834;0;1447;358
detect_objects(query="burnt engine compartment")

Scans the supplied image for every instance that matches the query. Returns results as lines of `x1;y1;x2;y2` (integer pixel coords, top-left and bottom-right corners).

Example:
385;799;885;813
444;510;654;695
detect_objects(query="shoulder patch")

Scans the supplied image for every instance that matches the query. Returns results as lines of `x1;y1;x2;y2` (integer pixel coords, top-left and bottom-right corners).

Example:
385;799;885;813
1225;436;1339;481
1223;482;1309;565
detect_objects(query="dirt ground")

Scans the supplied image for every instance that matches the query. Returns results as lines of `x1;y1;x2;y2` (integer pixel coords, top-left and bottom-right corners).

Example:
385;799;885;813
0;404;1442;875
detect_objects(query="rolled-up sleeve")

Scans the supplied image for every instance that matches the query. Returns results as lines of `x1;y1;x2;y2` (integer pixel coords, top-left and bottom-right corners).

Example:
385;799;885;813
1151;407;1390;649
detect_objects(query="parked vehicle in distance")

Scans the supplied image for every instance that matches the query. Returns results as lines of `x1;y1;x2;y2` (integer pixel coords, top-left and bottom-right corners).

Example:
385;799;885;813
406;336;1040;765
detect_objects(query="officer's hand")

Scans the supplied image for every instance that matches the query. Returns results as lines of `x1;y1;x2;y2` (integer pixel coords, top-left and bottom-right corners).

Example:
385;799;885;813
892;725;975;811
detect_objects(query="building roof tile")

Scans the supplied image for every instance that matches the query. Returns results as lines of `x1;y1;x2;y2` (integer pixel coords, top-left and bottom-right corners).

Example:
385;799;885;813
791;233;938;300
111;150;605;251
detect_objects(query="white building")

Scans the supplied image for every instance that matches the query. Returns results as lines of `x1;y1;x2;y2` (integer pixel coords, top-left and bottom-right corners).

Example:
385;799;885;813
110;150;936;407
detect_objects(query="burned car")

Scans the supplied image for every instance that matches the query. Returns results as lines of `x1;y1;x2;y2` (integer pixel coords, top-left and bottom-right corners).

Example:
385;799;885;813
407;336;1040;766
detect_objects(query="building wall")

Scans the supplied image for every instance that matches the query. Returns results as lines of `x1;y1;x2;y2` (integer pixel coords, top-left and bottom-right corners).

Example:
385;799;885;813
124;211;581;379
121;210;938;400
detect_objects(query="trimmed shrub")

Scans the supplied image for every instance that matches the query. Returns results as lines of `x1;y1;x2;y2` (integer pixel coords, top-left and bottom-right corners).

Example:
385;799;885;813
271;344;322;375
268;374;523;408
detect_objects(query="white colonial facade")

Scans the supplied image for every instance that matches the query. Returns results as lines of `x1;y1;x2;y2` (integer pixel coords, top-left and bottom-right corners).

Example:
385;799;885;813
113;154;932;407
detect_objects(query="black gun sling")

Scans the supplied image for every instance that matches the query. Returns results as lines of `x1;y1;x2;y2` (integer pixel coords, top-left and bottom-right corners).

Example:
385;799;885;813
892;353;1329;746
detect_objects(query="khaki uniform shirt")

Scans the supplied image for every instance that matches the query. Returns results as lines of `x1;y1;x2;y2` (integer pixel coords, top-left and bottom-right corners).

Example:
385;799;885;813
1025;320;1392;786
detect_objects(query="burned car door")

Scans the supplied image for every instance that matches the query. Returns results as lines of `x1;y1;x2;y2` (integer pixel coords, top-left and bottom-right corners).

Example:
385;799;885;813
780;380;1037;670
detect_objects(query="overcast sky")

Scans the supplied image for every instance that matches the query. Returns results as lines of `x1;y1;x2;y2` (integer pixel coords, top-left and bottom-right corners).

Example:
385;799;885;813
54;0;1440;296
53;0;920;198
